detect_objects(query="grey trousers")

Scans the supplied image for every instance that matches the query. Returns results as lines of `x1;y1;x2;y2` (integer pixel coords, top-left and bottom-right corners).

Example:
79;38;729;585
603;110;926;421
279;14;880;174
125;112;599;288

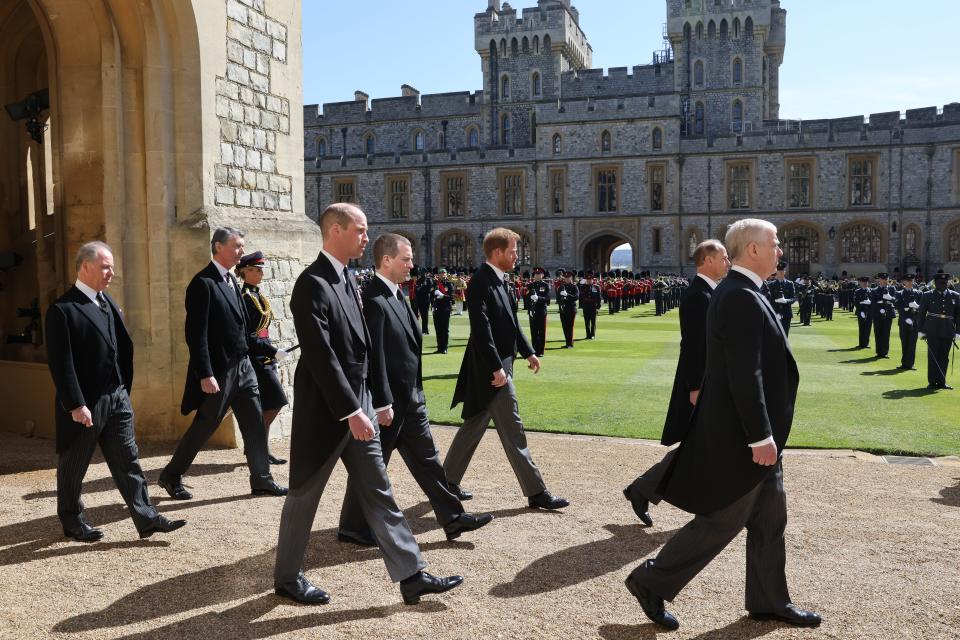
628;461;791;612
273;394;425;586
164;356;272;485
57;386;157;532
339;398;462;536
443;358;547;497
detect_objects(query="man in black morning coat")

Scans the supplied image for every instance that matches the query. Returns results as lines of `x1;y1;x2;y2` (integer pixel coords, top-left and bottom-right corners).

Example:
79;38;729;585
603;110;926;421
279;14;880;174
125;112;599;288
46;241;185;542
623;219;821;631
158;227;286;500
623;239;729;527
272;204;462;606
442;227;568;510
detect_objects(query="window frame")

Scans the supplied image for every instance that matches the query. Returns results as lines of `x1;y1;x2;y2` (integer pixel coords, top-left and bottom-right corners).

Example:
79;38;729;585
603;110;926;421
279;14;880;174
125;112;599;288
652;227;663;255
593;163;622;213
548;166;566;215
848;154;879;207
725;159;755;210
652;127;663;151
333;176;358;204
440;170;469;218
385;174;411;220
553;229;563;256
838;222;884;263
784;157;815;209
498;168;525;216
647;162;667;212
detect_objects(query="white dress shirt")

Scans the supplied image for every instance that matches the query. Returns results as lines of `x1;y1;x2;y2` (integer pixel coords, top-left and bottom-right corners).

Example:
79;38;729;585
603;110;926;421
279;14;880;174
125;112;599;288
321;248;390;419
74;280;103;305
376;271;400;298
729;264;775;449
696;272;718;290
486;261;507;283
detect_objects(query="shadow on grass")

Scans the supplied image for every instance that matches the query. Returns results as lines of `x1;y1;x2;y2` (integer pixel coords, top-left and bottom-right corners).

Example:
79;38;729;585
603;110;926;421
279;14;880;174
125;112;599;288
932;479;960;507
599;617;779;640
861;368;909;377
488;523;677;598
838;356;883;364
827;346;863;352
881;387;939;400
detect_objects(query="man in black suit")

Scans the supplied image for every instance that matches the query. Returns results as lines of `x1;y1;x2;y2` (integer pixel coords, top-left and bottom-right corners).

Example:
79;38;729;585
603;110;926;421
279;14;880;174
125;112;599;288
158;228;287;500
623;240;729;527
46;242;186;542
273;204;462;606
624;219;820;631
443;228;568;510
338;233;492;546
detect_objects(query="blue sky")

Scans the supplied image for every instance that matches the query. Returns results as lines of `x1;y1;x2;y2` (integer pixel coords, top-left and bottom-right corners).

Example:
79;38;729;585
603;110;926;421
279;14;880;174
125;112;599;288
302;0;960;120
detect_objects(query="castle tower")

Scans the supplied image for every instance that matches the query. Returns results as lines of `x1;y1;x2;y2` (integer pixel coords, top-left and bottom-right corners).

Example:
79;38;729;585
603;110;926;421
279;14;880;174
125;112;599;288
475;0;592;147
666;0;786;137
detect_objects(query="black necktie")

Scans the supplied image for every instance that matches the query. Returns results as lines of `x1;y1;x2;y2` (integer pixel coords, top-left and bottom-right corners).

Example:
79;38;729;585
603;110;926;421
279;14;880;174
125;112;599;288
96;292;109;314
342;267;358;306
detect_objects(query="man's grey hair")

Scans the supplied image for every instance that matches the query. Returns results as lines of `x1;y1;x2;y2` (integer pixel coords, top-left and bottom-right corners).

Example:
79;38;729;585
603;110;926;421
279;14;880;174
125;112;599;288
75;241;112;272
211;227;244;255
724;219;777;261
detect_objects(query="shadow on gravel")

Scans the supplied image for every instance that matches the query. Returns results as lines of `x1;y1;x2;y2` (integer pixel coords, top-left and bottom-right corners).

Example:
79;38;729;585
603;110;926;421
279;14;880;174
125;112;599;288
488;523;678;598
108;594;447;640
932;479;960;507
21;462;249;501
53;525;465;634
0;494;254;566
600;617;778;640
881;388;939;400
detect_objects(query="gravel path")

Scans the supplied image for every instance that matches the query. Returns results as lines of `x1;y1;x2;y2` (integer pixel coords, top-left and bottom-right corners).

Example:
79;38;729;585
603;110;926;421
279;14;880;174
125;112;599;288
1;429;958;639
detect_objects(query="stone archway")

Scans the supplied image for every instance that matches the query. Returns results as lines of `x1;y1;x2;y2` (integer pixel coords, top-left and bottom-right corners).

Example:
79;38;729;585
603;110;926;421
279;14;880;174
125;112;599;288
581;231;634;273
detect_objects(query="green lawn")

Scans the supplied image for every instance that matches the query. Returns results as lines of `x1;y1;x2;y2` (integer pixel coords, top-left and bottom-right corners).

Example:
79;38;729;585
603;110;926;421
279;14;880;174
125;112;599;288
419;305;960;457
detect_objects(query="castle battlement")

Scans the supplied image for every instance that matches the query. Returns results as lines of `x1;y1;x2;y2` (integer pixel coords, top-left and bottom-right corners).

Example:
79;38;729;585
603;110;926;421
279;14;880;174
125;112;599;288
536;94;680;124
304;91;484;127
560;63;676;100
306;144;538;170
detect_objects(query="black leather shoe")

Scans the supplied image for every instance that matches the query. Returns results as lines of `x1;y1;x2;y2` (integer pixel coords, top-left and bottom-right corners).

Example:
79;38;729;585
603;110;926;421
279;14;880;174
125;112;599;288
623;486;653;527
750;604;822;627
527;490;569;510
447;483;473;501
63;523;104;543
443;512;493;541
275;572;330;605
251;479;288;497
939;383;955;390
337;530;378;547
268;453;287;465
400;571;463;605
624;564;679;631
138;515;187;539
158;476;192;500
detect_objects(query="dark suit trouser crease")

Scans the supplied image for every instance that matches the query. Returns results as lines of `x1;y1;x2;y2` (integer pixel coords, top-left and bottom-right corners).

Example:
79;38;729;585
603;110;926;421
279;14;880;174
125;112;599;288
857;314;872;347
899;322;918;369
340;400;462;535
165;356;271;483
529;310;546;354
433;311;450;351
274;391;425;586
560;311;576;346
57;386;157;531
443;358;546;497
629;461;790;612
874;315;893;356
584;309;597;339
927;336;951;386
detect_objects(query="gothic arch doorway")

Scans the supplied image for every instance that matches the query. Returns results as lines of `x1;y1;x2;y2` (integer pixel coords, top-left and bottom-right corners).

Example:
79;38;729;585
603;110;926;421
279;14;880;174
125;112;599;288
581;232;634;273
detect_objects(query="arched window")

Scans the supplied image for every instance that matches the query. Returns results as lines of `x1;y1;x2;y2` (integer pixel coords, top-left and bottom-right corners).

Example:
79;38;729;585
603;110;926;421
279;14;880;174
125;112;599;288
840;224;883;263
531;71;541;97
552;133;562;155
686;229;702;260
694;60;704;87
601;130;612;152
500;38;507;57
782;225;821;268
501;74;510;99
501;113;512;146
316;136;327;157
745;16;754;37
683;22;692;40
720;19;728;38
413;130;425;151
511;37;519;56
733;17;741;38
439;231;474;270
467;126;480;147
696;21;704;40
947;222;960;261
543;34;551;50
438;130;446;149
514;232;533;266
652;127;663;150
732;100;744;131
733;58;743;85
694;101;705;135
364;132;375;155
533;35;540;54
708;20;716;38
522;36;529;53
904;225;920;257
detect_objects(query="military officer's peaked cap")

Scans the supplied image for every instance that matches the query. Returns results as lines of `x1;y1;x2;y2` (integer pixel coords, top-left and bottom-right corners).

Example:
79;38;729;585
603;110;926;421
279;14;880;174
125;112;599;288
934;272;951;281
857;275;870;282
238;251;266;268
876;272;888;279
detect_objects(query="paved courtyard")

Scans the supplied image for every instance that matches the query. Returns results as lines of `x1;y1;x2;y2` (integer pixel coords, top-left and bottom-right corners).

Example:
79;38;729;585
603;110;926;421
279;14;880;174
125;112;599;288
1;428;958;639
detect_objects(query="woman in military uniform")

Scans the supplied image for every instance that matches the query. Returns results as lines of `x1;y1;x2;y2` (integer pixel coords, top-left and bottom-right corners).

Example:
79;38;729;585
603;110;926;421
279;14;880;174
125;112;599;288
236;251;288;465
